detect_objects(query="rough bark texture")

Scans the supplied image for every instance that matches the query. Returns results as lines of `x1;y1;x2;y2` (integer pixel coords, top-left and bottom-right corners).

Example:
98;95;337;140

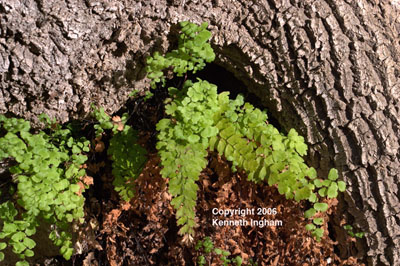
1;0;400;265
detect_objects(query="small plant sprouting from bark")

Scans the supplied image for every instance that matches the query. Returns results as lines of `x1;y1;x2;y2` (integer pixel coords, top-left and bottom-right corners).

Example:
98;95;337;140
146;21;215;88
343;224;365;239
195;236;244;266
304;168;346;240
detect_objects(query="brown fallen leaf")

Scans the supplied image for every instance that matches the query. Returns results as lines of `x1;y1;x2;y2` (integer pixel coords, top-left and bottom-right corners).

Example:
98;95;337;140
149;248;158;254
228;238;237;246
76;181;85;196
83;252;98;266
271;255;279;266
95;141;105;152
117;122;124;131
83;175;94;186
121;201;131;211
112;116;121;122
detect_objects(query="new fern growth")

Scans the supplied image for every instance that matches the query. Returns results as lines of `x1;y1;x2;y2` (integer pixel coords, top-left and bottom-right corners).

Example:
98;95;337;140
91;106;147;202
0;114;90;265
146;21;347;242
146;21;215;88
156;80;219;237
195;236;243;266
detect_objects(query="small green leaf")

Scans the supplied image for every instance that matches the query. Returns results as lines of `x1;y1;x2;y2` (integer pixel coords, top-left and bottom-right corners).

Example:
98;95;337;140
338;181;346;192
11;232;26;242
215;248;222;255
3;223;17;233
318;188;326;197
16;261;29;266
313;228;324;238
328;168;338;181
304;208;316;219
0;251;4;261
314;202;329;212
198;255;206;265
305;223;316;231
0;243;6;250
295;187;311;201
61;246;74;260
295;142;307;156
313;218;324;225
67;137;74;148
195;241;203;251
222;250;230;256
314;179;323;188
257;166;267;180
217;139;227;155
308;193;317;203
343;225;352;231
355;232;365;238
188;135;200;143
208;136;218;151
23;238;36;249
54;179;69;191
234;256;243;266
24;249;34;257
12;242;26;253
69;184;80;193
327;182;338;199
322;180;331;187
306;167;317;179
72;145;81;154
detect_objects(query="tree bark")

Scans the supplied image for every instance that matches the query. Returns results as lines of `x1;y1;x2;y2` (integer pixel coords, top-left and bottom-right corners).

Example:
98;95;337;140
1;0;400;265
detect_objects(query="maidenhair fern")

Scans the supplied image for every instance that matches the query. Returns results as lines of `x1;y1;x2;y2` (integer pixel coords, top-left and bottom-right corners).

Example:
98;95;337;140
210;92;313;198
91;106;147;202
0;114;90;265
156;80;219;237
146;21;346;242
146;21;215;88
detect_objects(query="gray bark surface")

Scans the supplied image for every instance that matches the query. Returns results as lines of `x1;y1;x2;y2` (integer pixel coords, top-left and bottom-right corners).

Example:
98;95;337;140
1;0;400;265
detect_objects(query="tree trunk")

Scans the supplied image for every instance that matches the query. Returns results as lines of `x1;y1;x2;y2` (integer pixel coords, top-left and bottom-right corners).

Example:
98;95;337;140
1;0;400;265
